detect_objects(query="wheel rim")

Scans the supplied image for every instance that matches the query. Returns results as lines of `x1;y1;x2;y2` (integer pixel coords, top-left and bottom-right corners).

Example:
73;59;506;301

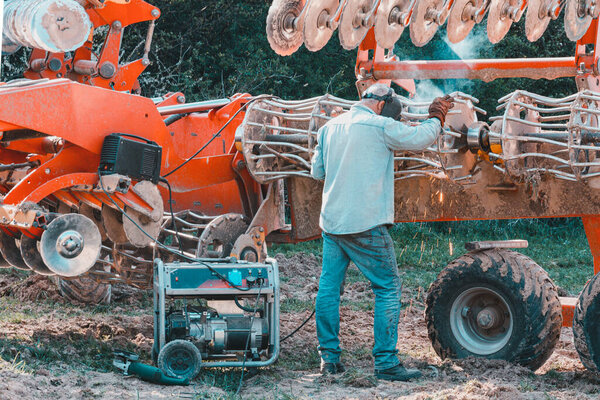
166;347;196;376
449;286;513;355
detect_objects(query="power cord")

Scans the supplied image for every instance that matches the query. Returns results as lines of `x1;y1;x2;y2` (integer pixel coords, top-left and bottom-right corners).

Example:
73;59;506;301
99;177;250;291
162;94;273;178
158;176;183;253
281;309;315;342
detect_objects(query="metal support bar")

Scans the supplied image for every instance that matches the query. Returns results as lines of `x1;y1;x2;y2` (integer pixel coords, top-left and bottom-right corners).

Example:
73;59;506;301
369;57;577;82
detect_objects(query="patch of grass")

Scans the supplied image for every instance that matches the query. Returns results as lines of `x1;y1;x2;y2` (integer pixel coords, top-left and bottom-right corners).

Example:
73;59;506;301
274;218;593;296
280;298;313;313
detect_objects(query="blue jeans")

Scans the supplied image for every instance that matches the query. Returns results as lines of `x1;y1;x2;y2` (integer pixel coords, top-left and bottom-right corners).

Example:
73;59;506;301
316;225;402;370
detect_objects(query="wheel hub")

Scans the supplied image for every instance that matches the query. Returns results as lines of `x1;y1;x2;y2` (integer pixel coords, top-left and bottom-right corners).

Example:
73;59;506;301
57;231;84;258
450;287;513;355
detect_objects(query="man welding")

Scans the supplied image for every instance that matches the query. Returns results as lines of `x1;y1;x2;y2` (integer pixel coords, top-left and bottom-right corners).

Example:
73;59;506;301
310;83;453;381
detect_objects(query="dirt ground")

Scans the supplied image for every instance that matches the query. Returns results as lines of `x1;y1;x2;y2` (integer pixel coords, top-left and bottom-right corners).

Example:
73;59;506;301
0;253;599;399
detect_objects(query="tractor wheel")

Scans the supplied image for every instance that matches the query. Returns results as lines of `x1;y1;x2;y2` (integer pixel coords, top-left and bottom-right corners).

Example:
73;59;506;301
573;271;600;373
425;249;562;370
55;276;111;305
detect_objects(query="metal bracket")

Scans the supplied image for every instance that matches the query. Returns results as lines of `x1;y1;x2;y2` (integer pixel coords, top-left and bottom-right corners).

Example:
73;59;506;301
465;239;529;251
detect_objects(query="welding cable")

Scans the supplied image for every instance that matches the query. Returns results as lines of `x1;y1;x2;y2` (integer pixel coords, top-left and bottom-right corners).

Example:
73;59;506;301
235;284;262;397
234;296;264;316
280;308;315;342
99;178;250;291
158;176;183;253
161;94;274;178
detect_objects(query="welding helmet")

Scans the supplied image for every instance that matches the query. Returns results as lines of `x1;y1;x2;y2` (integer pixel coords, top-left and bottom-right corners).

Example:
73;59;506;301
362;87;403;120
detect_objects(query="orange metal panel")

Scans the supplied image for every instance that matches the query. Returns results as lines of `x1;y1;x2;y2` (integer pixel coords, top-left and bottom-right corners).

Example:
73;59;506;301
560;297;577;327
22;173;98;204
0;81;168;155
4;146;98;204
582;216;600;275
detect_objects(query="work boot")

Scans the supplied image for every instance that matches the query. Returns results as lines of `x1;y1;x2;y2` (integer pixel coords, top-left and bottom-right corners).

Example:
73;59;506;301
320;360;346;375
375;364;422;382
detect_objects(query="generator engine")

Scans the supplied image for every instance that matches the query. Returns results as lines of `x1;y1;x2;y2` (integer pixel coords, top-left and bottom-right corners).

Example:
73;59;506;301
165;305;270;357
153;258;280;380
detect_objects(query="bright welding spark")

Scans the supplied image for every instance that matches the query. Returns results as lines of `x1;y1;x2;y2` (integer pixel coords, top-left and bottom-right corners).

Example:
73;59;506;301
449;239;454;256
439;191;444;203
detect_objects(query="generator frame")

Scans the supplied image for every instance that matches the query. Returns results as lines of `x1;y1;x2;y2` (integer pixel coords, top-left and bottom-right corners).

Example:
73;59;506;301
152;258;280;369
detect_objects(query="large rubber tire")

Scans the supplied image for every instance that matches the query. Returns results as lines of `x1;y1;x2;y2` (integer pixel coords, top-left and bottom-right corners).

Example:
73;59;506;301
573;271;600;373
55;276;112;305
425;249;562;370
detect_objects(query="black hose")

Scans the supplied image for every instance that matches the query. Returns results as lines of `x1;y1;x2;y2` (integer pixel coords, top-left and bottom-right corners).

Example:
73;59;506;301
234;296;264;316
163;113;188;126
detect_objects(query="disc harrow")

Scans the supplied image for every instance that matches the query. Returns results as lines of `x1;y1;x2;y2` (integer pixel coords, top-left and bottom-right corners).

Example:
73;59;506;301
266;0;589;54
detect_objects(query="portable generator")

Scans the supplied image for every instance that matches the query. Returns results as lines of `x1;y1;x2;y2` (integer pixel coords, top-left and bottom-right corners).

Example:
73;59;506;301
152;258;280;380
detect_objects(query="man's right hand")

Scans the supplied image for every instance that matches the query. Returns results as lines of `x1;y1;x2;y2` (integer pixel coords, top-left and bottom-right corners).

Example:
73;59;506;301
428;95;454;126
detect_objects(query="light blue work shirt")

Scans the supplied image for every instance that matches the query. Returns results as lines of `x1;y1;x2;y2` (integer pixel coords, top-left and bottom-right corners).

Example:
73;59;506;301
310;103;441;234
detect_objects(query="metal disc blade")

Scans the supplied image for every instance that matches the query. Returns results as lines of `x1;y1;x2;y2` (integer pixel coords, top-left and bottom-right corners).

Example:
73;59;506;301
303;0;339;51
564;0;592;41
102;204;128;244
267;0;306;56
447;0;478;43
20;235;54;276
196;213;249;258
40;213;102;277
339;0;377;50
410;0;445;47
525;0;551;42
79;203;108;242
487;0;514;43
0;231;29;270
374;0;411;49
122;207;161;248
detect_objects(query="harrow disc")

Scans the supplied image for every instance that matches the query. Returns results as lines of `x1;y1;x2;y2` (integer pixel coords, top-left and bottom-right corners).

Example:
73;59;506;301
447;0;480;43
40;213;102;277
410;0;446;47
102;204;128;244
339;0;377;50
79;203;108;242
487;0;517;43
123;207;162;248
374;0;412;49
525;0;553;42
20;235;54;275
267;0;306;56
564;0;592;41
304;0;339;51
0;231;29;270
196;213;249;258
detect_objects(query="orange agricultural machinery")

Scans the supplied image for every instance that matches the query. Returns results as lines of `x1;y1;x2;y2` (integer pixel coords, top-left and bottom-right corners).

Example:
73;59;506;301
3;0;600;377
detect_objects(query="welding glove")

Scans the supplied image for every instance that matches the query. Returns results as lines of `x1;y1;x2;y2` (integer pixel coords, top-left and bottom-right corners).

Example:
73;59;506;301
428;95;454;126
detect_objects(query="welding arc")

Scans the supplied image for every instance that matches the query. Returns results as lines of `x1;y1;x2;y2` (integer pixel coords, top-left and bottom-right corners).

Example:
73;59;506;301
303;0;340;51
446;0;484;43
338;0;377;50
563;0;593;41
525;0;556;42
374;0;412;49
267;0;307;56
409;0;447;47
